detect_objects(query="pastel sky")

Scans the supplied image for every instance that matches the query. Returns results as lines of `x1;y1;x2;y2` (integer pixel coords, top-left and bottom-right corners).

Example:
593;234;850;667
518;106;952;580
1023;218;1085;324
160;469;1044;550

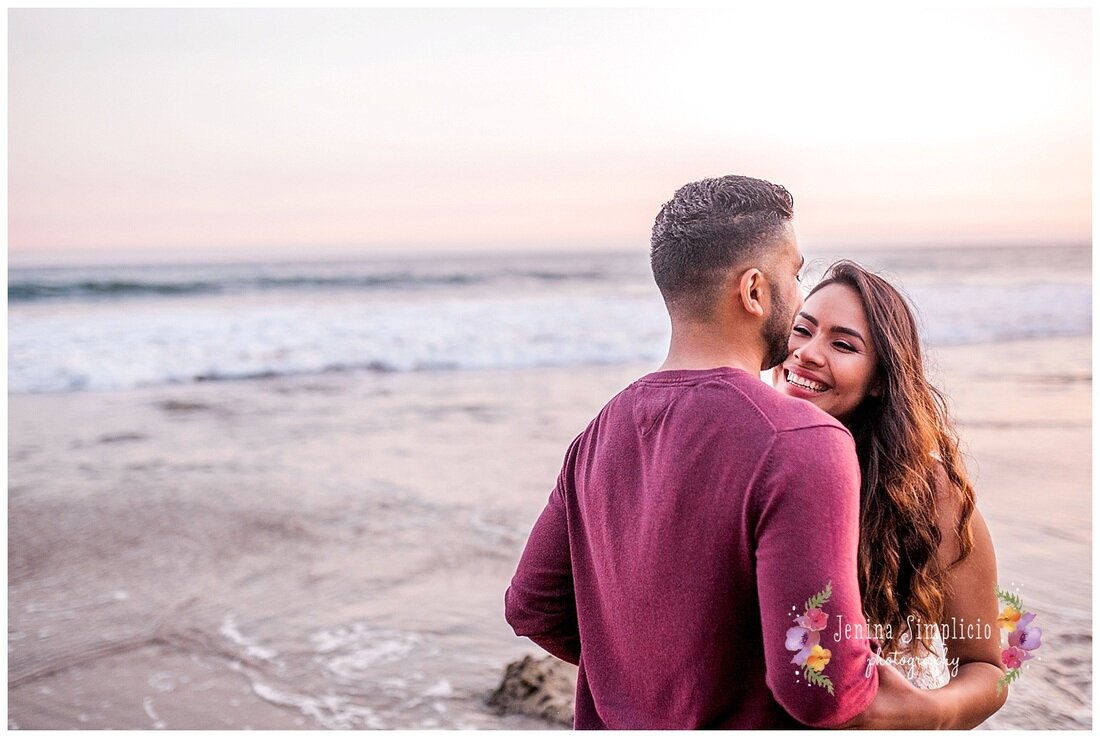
7;8;1092;264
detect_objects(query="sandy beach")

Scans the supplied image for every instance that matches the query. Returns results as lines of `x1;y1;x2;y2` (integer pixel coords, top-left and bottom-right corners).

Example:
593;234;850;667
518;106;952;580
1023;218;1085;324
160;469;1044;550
7;335;1091;729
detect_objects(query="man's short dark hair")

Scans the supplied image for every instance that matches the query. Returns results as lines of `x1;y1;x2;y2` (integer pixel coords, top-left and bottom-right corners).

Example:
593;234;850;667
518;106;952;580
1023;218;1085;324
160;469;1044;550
650;175;794;319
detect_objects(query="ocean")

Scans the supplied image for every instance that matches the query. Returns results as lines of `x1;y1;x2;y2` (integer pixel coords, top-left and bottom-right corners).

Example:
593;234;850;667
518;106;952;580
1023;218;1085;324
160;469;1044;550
7;243;1091;395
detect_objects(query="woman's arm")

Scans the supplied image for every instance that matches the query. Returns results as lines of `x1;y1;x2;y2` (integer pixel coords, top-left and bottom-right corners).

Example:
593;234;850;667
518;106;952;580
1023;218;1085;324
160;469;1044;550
925;469;1008;728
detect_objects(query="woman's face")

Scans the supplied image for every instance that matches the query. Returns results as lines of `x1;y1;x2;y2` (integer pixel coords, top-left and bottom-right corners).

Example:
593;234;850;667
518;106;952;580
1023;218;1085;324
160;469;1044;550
772;283;879;423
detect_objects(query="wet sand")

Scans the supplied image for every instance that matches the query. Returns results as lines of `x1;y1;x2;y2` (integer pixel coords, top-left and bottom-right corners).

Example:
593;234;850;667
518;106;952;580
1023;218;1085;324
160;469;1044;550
7;336;1090;729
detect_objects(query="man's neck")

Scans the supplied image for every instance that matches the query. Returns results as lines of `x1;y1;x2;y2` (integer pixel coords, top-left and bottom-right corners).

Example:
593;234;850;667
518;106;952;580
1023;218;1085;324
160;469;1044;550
657;320;762;374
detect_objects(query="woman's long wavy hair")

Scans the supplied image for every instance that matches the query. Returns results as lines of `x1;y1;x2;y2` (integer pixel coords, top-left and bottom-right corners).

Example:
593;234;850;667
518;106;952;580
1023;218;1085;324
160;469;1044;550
808;261;976;653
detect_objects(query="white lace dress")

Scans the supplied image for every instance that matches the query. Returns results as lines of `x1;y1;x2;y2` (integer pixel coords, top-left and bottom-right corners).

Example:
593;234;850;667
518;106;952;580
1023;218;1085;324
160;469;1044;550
876;625;952;690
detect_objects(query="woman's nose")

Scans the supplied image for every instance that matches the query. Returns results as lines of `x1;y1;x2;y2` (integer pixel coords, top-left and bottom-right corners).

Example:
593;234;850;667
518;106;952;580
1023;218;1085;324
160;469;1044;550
794;339;825;366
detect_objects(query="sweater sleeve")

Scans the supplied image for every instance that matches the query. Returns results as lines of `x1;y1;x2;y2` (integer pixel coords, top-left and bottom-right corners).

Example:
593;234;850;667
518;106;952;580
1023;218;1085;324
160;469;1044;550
503;454;581;665
753;424;879;727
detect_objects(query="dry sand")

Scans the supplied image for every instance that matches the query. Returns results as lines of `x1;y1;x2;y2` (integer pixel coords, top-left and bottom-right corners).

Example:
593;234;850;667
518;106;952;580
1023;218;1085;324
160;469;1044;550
7;336;1090;729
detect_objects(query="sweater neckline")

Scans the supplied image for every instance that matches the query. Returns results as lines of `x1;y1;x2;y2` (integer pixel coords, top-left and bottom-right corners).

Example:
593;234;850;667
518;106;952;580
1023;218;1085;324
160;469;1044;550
637;366;754;385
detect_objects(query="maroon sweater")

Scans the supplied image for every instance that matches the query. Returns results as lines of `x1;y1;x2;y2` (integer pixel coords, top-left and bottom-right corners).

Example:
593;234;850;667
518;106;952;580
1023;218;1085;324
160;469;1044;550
505;368;878;728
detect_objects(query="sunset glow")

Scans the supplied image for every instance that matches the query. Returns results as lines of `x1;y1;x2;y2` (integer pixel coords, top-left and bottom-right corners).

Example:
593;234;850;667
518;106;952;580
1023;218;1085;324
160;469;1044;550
8;8;1091;264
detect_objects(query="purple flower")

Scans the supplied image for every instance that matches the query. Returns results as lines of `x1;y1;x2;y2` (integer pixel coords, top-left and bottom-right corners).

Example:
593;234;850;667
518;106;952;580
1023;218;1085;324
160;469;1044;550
785;626;821;666
1007;612;1042;654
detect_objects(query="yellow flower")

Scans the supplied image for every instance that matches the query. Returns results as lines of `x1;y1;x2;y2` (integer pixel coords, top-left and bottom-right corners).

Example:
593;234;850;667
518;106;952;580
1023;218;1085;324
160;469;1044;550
806;644;831;673
998;605;1021;632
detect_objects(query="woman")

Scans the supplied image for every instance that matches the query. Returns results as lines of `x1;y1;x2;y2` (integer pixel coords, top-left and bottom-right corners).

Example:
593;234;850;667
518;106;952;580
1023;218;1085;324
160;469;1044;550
773;260;1007;727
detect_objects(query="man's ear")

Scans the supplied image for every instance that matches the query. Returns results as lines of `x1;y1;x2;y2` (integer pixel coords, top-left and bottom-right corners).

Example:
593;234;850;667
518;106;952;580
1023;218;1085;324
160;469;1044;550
738;268;766;318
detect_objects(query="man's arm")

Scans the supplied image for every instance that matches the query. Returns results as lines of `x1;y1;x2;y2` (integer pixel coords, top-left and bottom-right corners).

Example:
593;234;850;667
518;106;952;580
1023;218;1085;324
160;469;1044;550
504;453;581;665
755;424;962;730
837;660;947;729
753;424;878;728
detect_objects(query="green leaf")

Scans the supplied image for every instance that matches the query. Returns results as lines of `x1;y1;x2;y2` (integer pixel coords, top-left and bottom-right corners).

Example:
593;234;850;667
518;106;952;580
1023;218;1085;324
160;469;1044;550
805;581;834;612
803;664;835;695
996;668;1022;696
993;584;1024;611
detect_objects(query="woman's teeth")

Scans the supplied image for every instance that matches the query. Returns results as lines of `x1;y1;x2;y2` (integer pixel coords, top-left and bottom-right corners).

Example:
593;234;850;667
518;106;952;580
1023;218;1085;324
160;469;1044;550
786;370;827;393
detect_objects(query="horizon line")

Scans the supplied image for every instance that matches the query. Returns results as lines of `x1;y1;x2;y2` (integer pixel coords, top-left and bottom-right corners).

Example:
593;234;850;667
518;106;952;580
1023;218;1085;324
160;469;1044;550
7;239;1093;270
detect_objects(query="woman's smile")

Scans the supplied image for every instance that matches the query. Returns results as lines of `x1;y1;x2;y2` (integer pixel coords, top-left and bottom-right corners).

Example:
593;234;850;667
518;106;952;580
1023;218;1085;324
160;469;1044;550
783;367;829;394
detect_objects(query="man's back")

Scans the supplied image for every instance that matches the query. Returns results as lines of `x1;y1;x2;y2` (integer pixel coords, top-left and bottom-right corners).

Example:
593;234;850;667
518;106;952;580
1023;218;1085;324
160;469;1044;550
505;367;878;728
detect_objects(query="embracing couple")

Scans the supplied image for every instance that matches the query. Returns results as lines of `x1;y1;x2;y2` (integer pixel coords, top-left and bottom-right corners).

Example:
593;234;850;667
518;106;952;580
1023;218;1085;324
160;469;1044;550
504;175;1008;729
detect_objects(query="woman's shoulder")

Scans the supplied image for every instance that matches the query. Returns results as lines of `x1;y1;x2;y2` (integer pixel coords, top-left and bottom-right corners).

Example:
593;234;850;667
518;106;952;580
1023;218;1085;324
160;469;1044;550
928;455;966;512
928;457;979;569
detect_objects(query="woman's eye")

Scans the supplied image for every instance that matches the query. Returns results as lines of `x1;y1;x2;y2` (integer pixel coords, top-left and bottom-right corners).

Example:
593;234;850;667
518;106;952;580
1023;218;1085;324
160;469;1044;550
834;342;856;352
791;325;811;337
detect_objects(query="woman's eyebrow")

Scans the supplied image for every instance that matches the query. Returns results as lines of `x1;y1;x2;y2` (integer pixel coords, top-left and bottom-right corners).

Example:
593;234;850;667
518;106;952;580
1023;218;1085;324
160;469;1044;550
800;311;866;342
831;326;866;342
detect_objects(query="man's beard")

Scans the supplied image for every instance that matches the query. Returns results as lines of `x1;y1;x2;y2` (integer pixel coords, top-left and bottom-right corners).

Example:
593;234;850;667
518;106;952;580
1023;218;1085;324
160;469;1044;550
760;291;793;370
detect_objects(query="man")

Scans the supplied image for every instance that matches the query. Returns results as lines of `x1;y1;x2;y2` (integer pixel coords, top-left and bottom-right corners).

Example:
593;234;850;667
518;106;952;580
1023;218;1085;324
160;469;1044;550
504;175;942;729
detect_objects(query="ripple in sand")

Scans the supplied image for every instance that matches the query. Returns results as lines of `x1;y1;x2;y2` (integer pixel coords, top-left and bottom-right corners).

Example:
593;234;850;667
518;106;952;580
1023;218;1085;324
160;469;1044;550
248;680;386;730
218;615;279;664
310;622;425;682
